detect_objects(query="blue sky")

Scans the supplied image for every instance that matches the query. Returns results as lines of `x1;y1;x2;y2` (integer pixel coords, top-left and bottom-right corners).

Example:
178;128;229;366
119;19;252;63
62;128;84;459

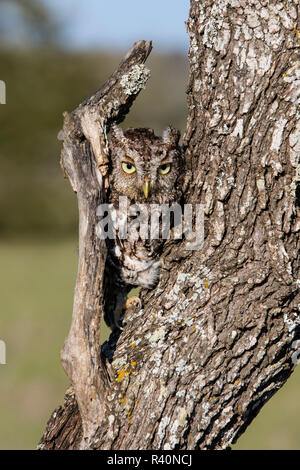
42;0;190;52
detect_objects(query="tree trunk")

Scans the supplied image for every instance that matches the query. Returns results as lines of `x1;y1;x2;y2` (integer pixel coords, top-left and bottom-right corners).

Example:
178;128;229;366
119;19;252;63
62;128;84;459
38;0;300;450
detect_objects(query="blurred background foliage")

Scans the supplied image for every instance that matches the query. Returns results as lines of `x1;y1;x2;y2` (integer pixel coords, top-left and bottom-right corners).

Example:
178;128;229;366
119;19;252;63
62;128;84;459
0;46;187;237
0;0;187;238
0;0;299;450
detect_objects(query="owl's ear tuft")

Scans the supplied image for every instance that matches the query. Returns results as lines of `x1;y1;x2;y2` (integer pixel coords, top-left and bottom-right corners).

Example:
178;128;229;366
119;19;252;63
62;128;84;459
109;123;125;145
162;126;181;148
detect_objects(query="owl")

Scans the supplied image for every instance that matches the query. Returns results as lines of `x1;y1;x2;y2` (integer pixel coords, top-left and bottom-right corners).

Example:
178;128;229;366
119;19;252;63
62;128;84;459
103;123;184;329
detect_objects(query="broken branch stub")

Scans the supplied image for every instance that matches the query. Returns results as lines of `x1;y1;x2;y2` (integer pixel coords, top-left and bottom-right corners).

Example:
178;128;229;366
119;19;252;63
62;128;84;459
59;40;152;448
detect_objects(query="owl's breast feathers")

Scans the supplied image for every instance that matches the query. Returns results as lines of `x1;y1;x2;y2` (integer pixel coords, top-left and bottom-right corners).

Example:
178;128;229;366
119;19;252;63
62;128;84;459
106;231;161;289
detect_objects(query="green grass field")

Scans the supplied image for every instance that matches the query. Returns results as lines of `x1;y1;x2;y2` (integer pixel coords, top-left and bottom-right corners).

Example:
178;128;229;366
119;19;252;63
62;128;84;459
0;238;299;449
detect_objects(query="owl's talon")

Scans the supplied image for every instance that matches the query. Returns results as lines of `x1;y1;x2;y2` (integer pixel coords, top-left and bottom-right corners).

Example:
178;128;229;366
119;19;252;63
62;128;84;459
125;296;142;310
115;322;123;331
111;296;141;331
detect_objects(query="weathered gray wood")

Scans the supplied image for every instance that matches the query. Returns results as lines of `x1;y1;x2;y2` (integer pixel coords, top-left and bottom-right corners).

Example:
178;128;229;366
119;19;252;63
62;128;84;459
39;1;300;450
46;40;152;449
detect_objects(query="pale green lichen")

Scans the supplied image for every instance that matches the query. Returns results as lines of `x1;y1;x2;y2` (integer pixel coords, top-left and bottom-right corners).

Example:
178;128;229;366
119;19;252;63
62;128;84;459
112;356;127;371
120;65;150;95
148;327;166;344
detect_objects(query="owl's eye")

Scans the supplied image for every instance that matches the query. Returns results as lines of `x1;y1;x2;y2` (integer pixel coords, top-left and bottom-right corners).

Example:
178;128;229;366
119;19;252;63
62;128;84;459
122;162;136;174
158;163;171;175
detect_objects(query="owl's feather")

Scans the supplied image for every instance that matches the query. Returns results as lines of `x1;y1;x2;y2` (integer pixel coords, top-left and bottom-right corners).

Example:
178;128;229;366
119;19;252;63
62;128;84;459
104;124;184;329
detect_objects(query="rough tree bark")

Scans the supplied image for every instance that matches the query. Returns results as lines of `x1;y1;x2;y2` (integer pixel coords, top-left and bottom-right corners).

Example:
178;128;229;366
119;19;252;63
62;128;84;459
39;0;300;450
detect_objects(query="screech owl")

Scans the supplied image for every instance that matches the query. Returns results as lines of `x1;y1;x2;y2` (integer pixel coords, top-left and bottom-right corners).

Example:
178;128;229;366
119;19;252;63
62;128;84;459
103;123;184;329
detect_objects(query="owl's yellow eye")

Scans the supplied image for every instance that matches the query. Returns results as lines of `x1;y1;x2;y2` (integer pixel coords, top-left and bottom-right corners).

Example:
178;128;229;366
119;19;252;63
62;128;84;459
158;163;171;175
122;162;136;174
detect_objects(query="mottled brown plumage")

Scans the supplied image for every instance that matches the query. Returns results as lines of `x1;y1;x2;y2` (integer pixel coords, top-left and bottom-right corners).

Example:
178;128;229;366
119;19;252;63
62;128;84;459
104;124;184;328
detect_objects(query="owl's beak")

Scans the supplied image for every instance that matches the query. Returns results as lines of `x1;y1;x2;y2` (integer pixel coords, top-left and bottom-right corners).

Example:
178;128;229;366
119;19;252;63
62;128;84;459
143;179;150;198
